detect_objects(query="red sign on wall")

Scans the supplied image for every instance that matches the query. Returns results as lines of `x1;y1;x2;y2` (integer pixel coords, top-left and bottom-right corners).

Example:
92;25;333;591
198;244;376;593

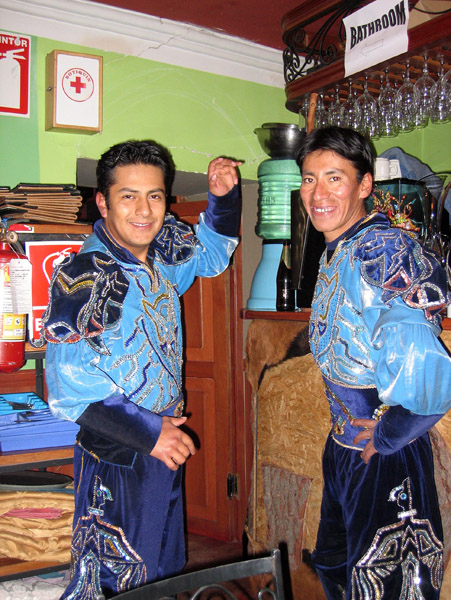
0;31;31;117
25;241;84;340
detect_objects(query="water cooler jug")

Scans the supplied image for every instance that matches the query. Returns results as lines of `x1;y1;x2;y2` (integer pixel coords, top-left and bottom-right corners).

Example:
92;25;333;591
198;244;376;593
247;123;305;311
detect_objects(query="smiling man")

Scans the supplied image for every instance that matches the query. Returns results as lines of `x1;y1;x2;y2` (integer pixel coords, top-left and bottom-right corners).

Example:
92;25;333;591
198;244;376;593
41;140;241;599
297;127;451;600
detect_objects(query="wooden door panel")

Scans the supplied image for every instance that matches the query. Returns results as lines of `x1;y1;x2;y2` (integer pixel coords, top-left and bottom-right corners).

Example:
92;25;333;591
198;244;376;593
171;200;234;540
183;377;217;522
181;270;233;539
183;276;214;362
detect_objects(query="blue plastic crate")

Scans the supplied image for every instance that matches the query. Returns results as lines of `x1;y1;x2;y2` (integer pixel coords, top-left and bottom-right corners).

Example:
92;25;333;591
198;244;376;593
0;401;79;452
0;392;47;414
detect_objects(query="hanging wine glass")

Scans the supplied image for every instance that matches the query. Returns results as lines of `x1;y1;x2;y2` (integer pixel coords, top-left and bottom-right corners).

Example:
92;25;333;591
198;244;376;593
431;56;451;124
356;75;379;138
315;93;329;129
378;69;398;137
414;55;435;128
396;61;416;133
341;79;361;130
298;95;310;131
328;87;344;126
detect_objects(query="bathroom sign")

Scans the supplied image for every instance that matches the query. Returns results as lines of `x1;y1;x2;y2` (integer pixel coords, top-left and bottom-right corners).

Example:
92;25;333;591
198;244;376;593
0;31;31;117
343;0;409;77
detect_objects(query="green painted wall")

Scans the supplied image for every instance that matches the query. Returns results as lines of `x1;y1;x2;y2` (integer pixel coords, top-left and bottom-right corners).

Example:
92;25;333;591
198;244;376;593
1;34;295;189
373;122;451;174
1;31;449;189
0;37;40;185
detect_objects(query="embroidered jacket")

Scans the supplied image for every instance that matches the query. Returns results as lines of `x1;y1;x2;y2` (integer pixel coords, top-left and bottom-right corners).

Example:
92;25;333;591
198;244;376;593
42;190;239;455
310;213;451;452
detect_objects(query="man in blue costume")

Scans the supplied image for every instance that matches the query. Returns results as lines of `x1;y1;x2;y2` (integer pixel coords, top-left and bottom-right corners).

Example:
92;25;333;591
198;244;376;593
41;140;241;599
297;126;451;600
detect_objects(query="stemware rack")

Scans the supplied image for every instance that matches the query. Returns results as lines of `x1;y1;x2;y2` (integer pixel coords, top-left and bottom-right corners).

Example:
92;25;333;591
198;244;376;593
282;0;451;112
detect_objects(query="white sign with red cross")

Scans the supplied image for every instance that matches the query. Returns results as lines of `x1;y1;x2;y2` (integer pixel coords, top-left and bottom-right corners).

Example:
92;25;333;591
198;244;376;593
46;50;102;133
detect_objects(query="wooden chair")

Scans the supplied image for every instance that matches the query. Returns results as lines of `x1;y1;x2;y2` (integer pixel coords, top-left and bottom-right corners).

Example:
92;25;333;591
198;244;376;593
98;548;286;600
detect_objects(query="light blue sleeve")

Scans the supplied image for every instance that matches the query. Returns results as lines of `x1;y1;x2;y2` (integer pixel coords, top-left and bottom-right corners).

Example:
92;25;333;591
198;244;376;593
371;302;451;415
45;339;123;422
162;213;239;296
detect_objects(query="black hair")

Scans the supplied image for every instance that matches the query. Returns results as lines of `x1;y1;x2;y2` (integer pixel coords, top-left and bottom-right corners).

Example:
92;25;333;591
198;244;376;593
96;140;176;203
296;126;374;183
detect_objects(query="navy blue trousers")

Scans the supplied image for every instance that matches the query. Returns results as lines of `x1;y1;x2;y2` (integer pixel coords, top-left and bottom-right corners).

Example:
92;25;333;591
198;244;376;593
312;433;443;600
60;442;185;599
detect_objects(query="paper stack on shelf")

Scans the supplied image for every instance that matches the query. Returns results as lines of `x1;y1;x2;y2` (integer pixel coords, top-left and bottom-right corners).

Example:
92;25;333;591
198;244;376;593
0;183;83;225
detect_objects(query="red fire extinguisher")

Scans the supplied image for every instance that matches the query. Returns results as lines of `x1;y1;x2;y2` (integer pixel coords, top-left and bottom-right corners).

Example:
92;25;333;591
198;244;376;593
0;242;27;373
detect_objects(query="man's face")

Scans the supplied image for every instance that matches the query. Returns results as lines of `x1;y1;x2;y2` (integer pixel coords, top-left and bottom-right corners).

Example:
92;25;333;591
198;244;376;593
300;149;372;242
96;163;166;262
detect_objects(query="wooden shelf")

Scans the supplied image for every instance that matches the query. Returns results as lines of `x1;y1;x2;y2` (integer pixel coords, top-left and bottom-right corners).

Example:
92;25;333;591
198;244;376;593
8;222;92;235
0;558;69;582
0;446;74;473
241;309;451;329
282;3;451;112
241;308;310;321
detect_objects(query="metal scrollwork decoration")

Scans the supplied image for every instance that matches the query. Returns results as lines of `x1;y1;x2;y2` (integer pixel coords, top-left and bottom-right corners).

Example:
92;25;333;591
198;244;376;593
283;0;367;84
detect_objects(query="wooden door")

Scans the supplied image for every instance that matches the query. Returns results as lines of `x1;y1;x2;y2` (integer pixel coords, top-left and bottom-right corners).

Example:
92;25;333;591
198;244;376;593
170;200;246;541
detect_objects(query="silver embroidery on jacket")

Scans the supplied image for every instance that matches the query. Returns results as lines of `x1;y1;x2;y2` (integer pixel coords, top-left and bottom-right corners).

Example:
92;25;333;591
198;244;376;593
351;478;443;599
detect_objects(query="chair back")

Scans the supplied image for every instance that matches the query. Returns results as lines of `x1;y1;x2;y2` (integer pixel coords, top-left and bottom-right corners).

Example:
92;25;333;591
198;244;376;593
101;548;286;600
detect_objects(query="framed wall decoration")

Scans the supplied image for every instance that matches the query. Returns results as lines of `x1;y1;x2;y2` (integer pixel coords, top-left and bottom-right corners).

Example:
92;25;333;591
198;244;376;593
0;31;31;117
45;50;102;133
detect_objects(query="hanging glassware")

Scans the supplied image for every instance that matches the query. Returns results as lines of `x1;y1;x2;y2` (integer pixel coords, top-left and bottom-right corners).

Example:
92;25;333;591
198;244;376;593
414;55;435;128
298;95;310;131
396;61;416;133
314;93;329;129
328;86;344;126
355;75;379;138
430;56;451;124
378;69;399;138
341;79;361;129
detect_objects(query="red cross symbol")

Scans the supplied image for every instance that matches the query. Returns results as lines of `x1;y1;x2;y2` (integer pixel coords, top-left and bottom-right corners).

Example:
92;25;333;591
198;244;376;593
70;76;86;94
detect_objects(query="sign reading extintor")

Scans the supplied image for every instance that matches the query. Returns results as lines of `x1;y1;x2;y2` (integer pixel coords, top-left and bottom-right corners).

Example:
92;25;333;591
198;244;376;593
0;31;31;117
25;241;85;340
46;50;103;133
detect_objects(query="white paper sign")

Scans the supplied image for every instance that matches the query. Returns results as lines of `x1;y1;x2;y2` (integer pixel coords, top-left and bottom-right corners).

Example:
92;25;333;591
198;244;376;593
10;258;33;314
343;0;409;77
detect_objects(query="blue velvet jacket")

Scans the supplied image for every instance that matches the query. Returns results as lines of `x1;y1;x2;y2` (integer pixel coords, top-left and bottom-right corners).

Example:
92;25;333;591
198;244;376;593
310;212;451;453
42;188;240;457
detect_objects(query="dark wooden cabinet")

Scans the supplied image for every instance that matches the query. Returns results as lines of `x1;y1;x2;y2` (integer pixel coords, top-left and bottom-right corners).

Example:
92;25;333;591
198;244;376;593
169;200;249;542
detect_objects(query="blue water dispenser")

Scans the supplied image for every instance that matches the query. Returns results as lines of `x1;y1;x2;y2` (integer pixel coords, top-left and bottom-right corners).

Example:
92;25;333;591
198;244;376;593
247;123;305;311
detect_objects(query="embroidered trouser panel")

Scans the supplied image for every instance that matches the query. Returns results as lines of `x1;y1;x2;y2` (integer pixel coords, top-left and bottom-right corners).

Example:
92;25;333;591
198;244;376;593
60;443;185;600
312;433;443;600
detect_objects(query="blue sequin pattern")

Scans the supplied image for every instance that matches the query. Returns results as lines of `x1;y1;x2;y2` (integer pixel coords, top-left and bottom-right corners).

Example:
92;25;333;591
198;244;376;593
43;214;238;423
310;214;449;390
